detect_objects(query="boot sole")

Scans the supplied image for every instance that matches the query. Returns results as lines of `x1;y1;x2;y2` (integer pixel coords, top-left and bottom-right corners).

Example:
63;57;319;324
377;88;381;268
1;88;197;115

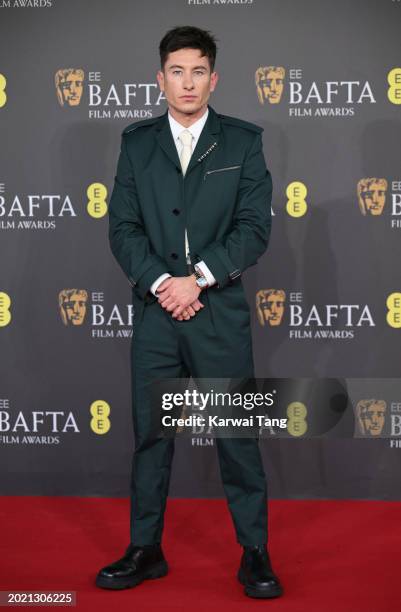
237;568;283;599
95;560;168;590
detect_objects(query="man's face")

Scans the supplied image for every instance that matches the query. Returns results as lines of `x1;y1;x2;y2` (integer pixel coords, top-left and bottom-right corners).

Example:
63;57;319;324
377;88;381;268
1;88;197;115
157;48;218;116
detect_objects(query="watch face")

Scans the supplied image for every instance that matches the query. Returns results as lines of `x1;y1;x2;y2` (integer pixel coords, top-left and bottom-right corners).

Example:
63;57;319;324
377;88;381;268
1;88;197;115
196;276;208;288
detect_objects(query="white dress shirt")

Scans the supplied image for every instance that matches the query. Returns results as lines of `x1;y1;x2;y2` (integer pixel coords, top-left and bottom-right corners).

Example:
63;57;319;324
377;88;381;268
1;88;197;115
150;107;216;296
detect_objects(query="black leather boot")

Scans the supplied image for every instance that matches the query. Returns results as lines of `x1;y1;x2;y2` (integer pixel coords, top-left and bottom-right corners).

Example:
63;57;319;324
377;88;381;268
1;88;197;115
237;545;283;598
95;543;168;590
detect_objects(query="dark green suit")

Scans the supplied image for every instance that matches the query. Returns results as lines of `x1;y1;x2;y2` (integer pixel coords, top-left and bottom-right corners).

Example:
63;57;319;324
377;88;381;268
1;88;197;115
108;104;272;546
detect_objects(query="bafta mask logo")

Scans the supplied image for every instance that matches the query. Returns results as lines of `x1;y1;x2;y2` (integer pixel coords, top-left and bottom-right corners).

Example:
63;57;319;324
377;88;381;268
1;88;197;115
55;68;84;107
357;178;387;216
59;289;88;326
356;399;386;436
256;289;286;327
255;66;285;105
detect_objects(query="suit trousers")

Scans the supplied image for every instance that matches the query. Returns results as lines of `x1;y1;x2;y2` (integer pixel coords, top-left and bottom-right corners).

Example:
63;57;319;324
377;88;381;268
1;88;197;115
129;294;268;547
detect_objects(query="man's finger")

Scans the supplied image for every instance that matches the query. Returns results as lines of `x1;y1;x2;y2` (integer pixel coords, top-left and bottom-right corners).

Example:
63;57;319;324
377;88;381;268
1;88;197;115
171;304;186;318
176;306;196;321
160;297;176;310
157;288;173;301
166;300;181;312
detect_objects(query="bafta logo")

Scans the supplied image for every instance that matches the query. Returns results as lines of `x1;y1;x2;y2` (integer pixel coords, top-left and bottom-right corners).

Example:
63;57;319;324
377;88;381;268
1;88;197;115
357;178;387;216
255;66;285;105
55;68;84;107
256;289;286;327
59;289;88;326
356;399;386;436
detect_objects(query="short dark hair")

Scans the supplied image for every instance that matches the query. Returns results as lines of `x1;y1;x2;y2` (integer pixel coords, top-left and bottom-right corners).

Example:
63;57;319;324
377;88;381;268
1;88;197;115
159;26;217;72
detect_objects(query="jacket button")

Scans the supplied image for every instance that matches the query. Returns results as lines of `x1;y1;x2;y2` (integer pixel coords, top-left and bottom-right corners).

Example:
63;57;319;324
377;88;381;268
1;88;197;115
172;208;180;215
170;252;178;260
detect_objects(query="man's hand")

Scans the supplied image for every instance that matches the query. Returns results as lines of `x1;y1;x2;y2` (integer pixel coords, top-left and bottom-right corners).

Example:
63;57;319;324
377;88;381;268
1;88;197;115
176;298;204;321
156;275;204;320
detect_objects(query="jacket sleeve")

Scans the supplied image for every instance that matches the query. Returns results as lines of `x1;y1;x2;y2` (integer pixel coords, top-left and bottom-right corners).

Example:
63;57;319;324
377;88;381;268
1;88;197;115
108;133;171;299
193;132;272;289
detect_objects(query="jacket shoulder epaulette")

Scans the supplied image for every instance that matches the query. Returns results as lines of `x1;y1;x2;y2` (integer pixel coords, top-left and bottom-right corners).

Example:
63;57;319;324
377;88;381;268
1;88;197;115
218;114;263;134
122;116;160;135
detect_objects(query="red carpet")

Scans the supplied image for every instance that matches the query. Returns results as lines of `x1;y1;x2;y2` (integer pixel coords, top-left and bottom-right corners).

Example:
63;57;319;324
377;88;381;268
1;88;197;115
0;497;399;610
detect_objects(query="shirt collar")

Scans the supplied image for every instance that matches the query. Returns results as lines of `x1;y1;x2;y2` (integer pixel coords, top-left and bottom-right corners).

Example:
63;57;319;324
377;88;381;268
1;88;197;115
168;107;209;143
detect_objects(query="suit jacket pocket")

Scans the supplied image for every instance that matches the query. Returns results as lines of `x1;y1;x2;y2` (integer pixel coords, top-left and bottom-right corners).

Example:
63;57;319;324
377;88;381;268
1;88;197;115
203;165;242;180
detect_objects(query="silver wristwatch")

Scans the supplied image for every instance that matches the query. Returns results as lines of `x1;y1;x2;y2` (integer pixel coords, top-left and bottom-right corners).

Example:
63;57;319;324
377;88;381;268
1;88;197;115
194;265;209;290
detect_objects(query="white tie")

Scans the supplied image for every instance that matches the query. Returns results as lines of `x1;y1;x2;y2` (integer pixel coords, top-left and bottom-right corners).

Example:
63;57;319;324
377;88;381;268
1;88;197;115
178;130;193;264
179;129;193;174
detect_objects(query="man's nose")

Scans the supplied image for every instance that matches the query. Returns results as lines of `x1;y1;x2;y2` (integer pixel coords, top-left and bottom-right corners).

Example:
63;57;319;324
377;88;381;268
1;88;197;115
183;76;195;89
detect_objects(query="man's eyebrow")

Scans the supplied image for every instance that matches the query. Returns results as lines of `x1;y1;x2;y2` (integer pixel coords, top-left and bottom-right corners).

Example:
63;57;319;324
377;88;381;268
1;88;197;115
167;64;208;70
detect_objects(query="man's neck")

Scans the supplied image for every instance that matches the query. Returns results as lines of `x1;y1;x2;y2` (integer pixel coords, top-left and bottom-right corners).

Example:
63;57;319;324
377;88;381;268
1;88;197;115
167;103;208;128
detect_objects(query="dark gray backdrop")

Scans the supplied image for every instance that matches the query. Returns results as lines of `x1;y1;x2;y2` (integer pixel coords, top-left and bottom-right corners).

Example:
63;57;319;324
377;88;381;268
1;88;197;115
0;0;400;500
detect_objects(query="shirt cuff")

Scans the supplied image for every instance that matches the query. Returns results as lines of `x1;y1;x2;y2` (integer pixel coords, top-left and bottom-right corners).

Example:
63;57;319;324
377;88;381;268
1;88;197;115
150;273;172;296
195;260;216;287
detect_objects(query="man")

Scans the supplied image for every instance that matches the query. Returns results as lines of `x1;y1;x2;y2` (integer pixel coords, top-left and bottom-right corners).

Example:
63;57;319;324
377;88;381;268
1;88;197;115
95;26;282;599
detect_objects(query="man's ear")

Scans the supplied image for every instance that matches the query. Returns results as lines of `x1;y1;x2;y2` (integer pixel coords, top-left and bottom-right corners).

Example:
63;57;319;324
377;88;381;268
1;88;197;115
210;71;219;92
156;70;165;91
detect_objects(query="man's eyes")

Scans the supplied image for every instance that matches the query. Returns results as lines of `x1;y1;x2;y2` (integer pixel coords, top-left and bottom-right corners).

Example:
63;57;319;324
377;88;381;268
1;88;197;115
172;70;205;76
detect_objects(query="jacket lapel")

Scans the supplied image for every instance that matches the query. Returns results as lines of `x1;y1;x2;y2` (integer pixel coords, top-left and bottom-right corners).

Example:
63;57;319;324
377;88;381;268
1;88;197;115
155;109;182;171
155;104;221;175
185;105;221;176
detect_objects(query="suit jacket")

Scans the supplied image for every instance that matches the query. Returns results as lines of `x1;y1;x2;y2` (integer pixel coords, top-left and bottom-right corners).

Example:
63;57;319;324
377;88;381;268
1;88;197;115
108;104;272;331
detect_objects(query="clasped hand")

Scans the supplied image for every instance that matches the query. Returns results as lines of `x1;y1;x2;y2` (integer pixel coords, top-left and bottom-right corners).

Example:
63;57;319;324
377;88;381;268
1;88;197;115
156;275;204;321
